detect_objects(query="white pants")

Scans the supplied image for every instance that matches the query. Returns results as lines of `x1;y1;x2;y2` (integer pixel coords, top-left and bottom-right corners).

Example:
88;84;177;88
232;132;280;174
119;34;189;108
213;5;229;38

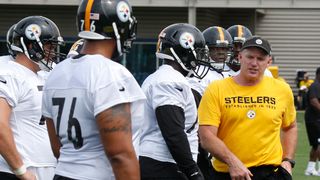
28;166;55;180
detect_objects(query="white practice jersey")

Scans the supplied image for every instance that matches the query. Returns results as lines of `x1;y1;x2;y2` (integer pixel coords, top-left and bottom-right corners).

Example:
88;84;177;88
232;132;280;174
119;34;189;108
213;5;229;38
188;67;224;95
140;64;199;163
264;68;273;77
222;64;239;77
0;55;14;63
0;61;56;173
42;54;146;180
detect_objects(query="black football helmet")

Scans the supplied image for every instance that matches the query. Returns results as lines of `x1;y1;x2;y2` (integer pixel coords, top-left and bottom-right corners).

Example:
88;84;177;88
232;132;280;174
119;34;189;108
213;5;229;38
76;0;137;58
202;26;232;72
156;23;210;79
6;24;16;58
226;25;252;71
67;39;85;58
11;16;65;71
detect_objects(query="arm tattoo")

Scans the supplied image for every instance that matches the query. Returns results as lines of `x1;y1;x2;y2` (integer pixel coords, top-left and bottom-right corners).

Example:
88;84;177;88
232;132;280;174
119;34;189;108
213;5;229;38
99;103;132;134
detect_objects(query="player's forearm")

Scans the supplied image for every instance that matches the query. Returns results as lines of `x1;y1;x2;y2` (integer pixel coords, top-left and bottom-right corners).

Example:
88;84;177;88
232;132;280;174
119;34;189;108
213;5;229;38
109;151;140;180
281;121;298;159
97;103;139;179
199;125;239;167
156;105;199;175
0;99;24;171
0;123;24;170
46;118;61;159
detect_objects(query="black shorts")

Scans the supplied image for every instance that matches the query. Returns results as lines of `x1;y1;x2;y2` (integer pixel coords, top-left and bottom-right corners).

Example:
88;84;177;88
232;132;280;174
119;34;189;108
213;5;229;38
212;165;292;180
53;174;76;180
0;172;19;180
305;121;320;148
139;156;187;180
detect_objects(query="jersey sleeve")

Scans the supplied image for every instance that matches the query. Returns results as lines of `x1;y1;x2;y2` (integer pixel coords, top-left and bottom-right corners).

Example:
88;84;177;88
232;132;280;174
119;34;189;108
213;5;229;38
149;82;188;111
0;74;23;108
281;83;296;128
198;82;221;127
42;87;53;119
93;66;145;116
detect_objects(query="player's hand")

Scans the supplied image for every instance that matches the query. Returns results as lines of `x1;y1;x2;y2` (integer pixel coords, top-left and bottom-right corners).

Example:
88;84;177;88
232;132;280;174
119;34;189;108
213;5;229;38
280;161;292;175
228;158;252;180
17;170;37;180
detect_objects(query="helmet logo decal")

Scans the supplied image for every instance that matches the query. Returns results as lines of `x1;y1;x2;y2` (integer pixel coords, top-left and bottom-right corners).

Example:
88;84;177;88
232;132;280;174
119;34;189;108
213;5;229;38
255;39;263;45
25;24;41;40
179;32;195;49
90;13;100;20
117;1;130;22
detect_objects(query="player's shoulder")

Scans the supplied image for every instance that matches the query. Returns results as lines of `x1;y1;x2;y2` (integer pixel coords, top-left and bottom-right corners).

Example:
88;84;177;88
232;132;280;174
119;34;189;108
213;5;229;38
0;55;13;62
142;65;189;91
0;60;23;76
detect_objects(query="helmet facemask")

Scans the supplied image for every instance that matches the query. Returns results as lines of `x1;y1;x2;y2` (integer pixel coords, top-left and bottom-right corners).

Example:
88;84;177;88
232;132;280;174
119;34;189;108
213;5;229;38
112;15;137;58
17;35;65;71
208;44;232;73
170;44;210;79
227;41;244;71
226;25;253;72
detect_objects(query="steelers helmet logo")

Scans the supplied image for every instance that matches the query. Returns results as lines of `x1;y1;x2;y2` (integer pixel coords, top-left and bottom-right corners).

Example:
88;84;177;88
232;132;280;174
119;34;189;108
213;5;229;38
179;32;195;49
247;110;256;119
255;39;263;45
25;24;41;40
117;1;130;22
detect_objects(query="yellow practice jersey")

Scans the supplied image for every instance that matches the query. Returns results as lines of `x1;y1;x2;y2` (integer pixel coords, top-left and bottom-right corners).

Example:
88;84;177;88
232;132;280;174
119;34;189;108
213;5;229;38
299;79;314;89
198;76;296;172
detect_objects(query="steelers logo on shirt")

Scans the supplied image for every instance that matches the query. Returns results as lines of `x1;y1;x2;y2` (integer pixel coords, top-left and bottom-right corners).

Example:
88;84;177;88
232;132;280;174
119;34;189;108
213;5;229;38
247;110;256;119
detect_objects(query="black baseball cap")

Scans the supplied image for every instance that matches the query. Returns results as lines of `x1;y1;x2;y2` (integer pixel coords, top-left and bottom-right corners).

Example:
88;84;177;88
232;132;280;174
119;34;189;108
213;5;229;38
240;36;271;55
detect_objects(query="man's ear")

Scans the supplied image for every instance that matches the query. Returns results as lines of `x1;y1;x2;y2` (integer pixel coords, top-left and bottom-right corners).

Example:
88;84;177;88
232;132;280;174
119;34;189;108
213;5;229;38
267;55;272;67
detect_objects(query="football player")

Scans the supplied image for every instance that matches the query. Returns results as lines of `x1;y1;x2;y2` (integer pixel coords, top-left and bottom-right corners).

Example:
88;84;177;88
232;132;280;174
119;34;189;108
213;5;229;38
226;25;273;77
139;23;210;180
187;26;233;180
188;26;232;96
42;0;145;180
0;16;65;180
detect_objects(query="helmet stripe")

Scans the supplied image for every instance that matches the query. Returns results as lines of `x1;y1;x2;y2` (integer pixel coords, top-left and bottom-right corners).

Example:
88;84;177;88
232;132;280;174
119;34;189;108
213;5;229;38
85;0;95;31
237;25;243;38
217;27;225;41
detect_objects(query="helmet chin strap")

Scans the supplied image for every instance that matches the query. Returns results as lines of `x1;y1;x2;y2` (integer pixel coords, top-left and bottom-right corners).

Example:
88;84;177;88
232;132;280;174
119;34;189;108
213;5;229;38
112;22;122;57
170;47;192;74
20;37;31;59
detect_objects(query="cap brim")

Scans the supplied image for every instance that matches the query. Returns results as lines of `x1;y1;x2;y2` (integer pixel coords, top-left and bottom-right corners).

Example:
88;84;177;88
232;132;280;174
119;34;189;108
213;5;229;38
241;45;270;55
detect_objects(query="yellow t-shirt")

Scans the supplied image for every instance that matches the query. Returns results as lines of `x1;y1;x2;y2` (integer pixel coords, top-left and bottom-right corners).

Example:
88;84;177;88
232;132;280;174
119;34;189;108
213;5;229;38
299;79;314;89
198;77;296;172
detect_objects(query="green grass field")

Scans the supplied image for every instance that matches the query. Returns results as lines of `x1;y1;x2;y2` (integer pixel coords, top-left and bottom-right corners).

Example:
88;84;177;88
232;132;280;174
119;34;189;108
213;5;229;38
292;111;319;179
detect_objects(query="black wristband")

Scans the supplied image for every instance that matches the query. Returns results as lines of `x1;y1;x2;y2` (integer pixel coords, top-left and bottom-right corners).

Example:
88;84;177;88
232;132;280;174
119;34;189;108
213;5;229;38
282;158;295;168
